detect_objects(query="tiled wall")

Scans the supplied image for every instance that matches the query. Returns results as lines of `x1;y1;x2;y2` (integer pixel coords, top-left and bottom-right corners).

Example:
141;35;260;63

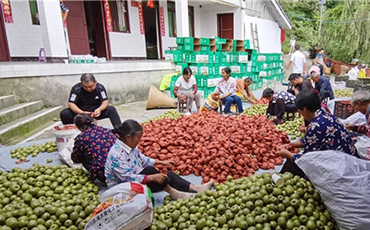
0;60;175;78
4;1;44;57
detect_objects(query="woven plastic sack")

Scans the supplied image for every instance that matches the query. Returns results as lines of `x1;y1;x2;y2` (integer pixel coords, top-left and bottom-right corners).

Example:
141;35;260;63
355;136;370;160
342;111;367;126
296;151;370;230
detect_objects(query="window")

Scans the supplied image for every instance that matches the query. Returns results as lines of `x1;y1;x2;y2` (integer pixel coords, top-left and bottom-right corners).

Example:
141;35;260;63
188;6;194;37
167;1;176;37
109;0;130;33
29;0;39;25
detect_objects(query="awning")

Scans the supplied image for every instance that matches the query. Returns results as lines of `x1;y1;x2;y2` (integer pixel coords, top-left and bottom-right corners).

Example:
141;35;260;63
262;0;292;30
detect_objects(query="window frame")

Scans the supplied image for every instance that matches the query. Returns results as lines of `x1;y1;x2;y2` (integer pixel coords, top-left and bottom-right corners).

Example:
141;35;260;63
29;0;40;25
188;5;194;37
167;1;176;37
109;0;130;33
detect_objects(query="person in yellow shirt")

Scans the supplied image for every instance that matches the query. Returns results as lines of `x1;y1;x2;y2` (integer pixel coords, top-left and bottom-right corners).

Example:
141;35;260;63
236;77;257;104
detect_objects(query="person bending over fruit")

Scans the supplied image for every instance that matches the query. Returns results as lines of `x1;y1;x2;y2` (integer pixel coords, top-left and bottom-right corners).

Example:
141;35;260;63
104;119;214;199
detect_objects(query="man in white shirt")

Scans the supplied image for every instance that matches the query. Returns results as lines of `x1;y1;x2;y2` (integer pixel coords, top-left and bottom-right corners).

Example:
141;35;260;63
289;37;296;54
286;44;306;75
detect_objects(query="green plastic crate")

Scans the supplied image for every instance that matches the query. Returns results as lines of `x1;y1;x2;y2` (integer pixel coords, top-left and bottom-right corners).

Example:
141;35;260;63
176;37;184;45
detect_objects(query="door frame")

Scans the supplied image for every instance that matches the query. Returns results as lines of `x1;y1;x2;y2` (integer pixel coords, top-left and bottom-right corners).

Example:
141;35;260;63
0;9;10;61
155;4;163;59
99;0;111;60
217;13;234;39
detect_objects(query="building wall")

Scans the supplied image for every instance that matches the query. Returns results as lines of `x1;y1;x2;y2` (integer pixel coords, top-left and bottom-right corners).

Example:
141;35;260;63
192;4;201;37
109;0;146;57
0;61;175;106
4;1;44;57
4;0;67;58
159;0;176;56
244;15;281;53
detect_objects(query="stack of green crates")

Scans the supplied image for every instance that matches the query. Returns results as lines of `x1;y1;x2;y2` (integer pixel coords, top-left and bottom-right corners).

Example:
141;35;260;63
167;37;267;98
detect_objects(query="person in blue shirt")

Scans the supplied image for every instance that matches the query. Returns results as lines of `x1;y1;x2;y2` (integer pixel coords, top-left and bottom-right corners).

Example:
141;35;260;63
309;66;334;101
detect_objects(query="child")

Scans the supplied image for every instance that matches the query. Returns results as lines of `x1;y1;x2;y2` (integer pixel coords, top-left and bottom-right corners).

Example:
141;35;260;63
201;92;220;112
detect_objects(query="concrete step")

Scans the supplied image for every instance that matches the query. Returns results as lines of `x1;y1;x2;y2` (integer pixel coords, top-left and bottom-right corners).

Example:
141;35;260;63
0;106;62;145
0;101;44;126
0;95;16;110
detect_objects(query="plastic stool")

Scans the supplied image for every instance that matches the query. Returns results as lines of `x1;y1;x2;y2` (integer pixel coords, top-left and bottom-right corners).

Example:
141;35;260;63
38;48;47;62
178;101;187;112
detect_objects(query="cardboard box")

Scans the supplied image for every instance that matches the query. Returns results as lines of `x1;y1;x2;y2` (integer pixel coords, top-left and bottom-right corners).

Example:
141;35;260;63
189;65;199;75
184;37;200;45
175;63;188;74
176;37;184;45
199;64;214;75
230;65;241;73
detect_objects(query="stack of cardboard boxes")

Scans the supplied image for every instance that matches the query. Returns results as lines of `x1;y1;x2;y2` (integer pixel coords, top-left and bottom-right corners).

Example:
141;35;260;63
165;37;282;98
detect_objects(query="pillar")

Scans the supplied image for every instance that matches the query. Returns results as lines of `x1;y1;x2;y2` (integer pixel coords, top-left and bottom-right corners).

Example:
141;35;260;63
175;0;189;37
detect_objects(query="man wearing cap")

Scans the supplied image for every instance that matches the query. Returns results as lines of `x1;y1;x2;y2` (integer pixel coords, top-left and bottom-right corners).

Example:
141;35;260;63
309;66;334;102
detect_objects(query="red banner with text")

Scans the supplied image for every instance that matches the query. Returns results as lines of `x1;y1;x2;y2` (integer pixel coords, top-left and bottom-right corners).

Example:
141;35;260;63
103;0;113;32
1;0;13;23
160;6;165;36
138;3;145;34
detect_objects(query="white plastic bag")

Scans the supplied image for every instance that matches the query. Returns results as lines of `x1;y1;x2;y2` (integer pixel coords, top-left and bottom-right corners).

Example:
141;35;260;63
355;136;370;160
296;151;370;230
57;129;82;168
348;66;359;80
342;112;367;126
85;182;154;230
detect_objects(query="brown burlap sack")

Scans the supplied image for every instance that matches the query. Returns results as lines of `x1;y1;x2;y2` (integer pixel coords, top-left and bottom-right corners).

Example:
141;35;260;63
146;85;177;109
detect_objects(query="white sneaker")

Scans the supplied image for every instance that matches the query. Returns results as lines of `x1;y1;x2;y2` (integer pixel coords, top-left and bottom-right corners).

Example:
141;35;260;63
185;112;191;116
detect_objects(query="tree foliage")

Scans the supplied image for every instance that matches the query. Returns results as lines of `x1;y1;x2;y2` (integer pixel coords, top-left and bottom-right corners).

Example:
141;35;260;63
321;0;370;63
280;0;370;63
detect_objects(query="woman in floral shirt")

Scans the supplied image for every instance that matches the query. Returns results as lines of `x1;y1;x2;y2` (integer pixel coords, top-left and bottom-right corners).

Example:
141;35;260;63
215;67;243;115
72;114;117;183
105;119;213;200
278;89;359;177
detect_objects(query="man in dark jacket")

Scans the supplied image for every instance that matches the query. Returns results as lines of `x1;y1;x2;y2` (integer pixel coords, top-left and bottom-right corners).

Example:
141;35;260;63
288;73;313;95
309;66;334;101
60;73;121;127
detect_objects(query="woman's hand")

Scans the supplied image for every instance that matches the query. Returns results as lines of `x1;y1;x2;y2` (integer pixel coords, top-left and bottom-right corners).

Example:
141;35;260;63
345;124;355;131
277;144;289;151
190;91;194;99
160;160;175;169
147;174;167;184
277;149;294;159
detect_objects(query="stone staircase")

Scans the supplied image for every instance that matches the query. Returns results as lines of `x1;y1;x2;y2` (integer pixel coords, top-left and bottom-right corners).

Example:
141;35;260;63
0;95;62;145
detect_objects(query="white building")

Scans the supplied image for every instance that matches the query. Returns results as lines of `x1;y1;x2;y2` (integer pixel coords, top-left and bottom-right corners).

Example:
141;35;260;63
0;0;291;62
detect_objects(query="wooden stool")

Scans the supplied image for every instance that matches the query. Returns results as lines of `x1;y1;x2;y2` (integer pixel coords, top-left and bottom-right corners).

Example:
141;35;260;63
178;101;187;112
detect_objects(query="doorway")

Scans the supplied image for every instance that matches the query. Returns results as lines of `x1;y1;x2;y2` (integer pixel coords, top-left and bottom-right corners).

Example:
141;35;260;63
0;10;10;61
143;2;161;59
64;1;109;58
218;13;234;39
84;1;110;59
